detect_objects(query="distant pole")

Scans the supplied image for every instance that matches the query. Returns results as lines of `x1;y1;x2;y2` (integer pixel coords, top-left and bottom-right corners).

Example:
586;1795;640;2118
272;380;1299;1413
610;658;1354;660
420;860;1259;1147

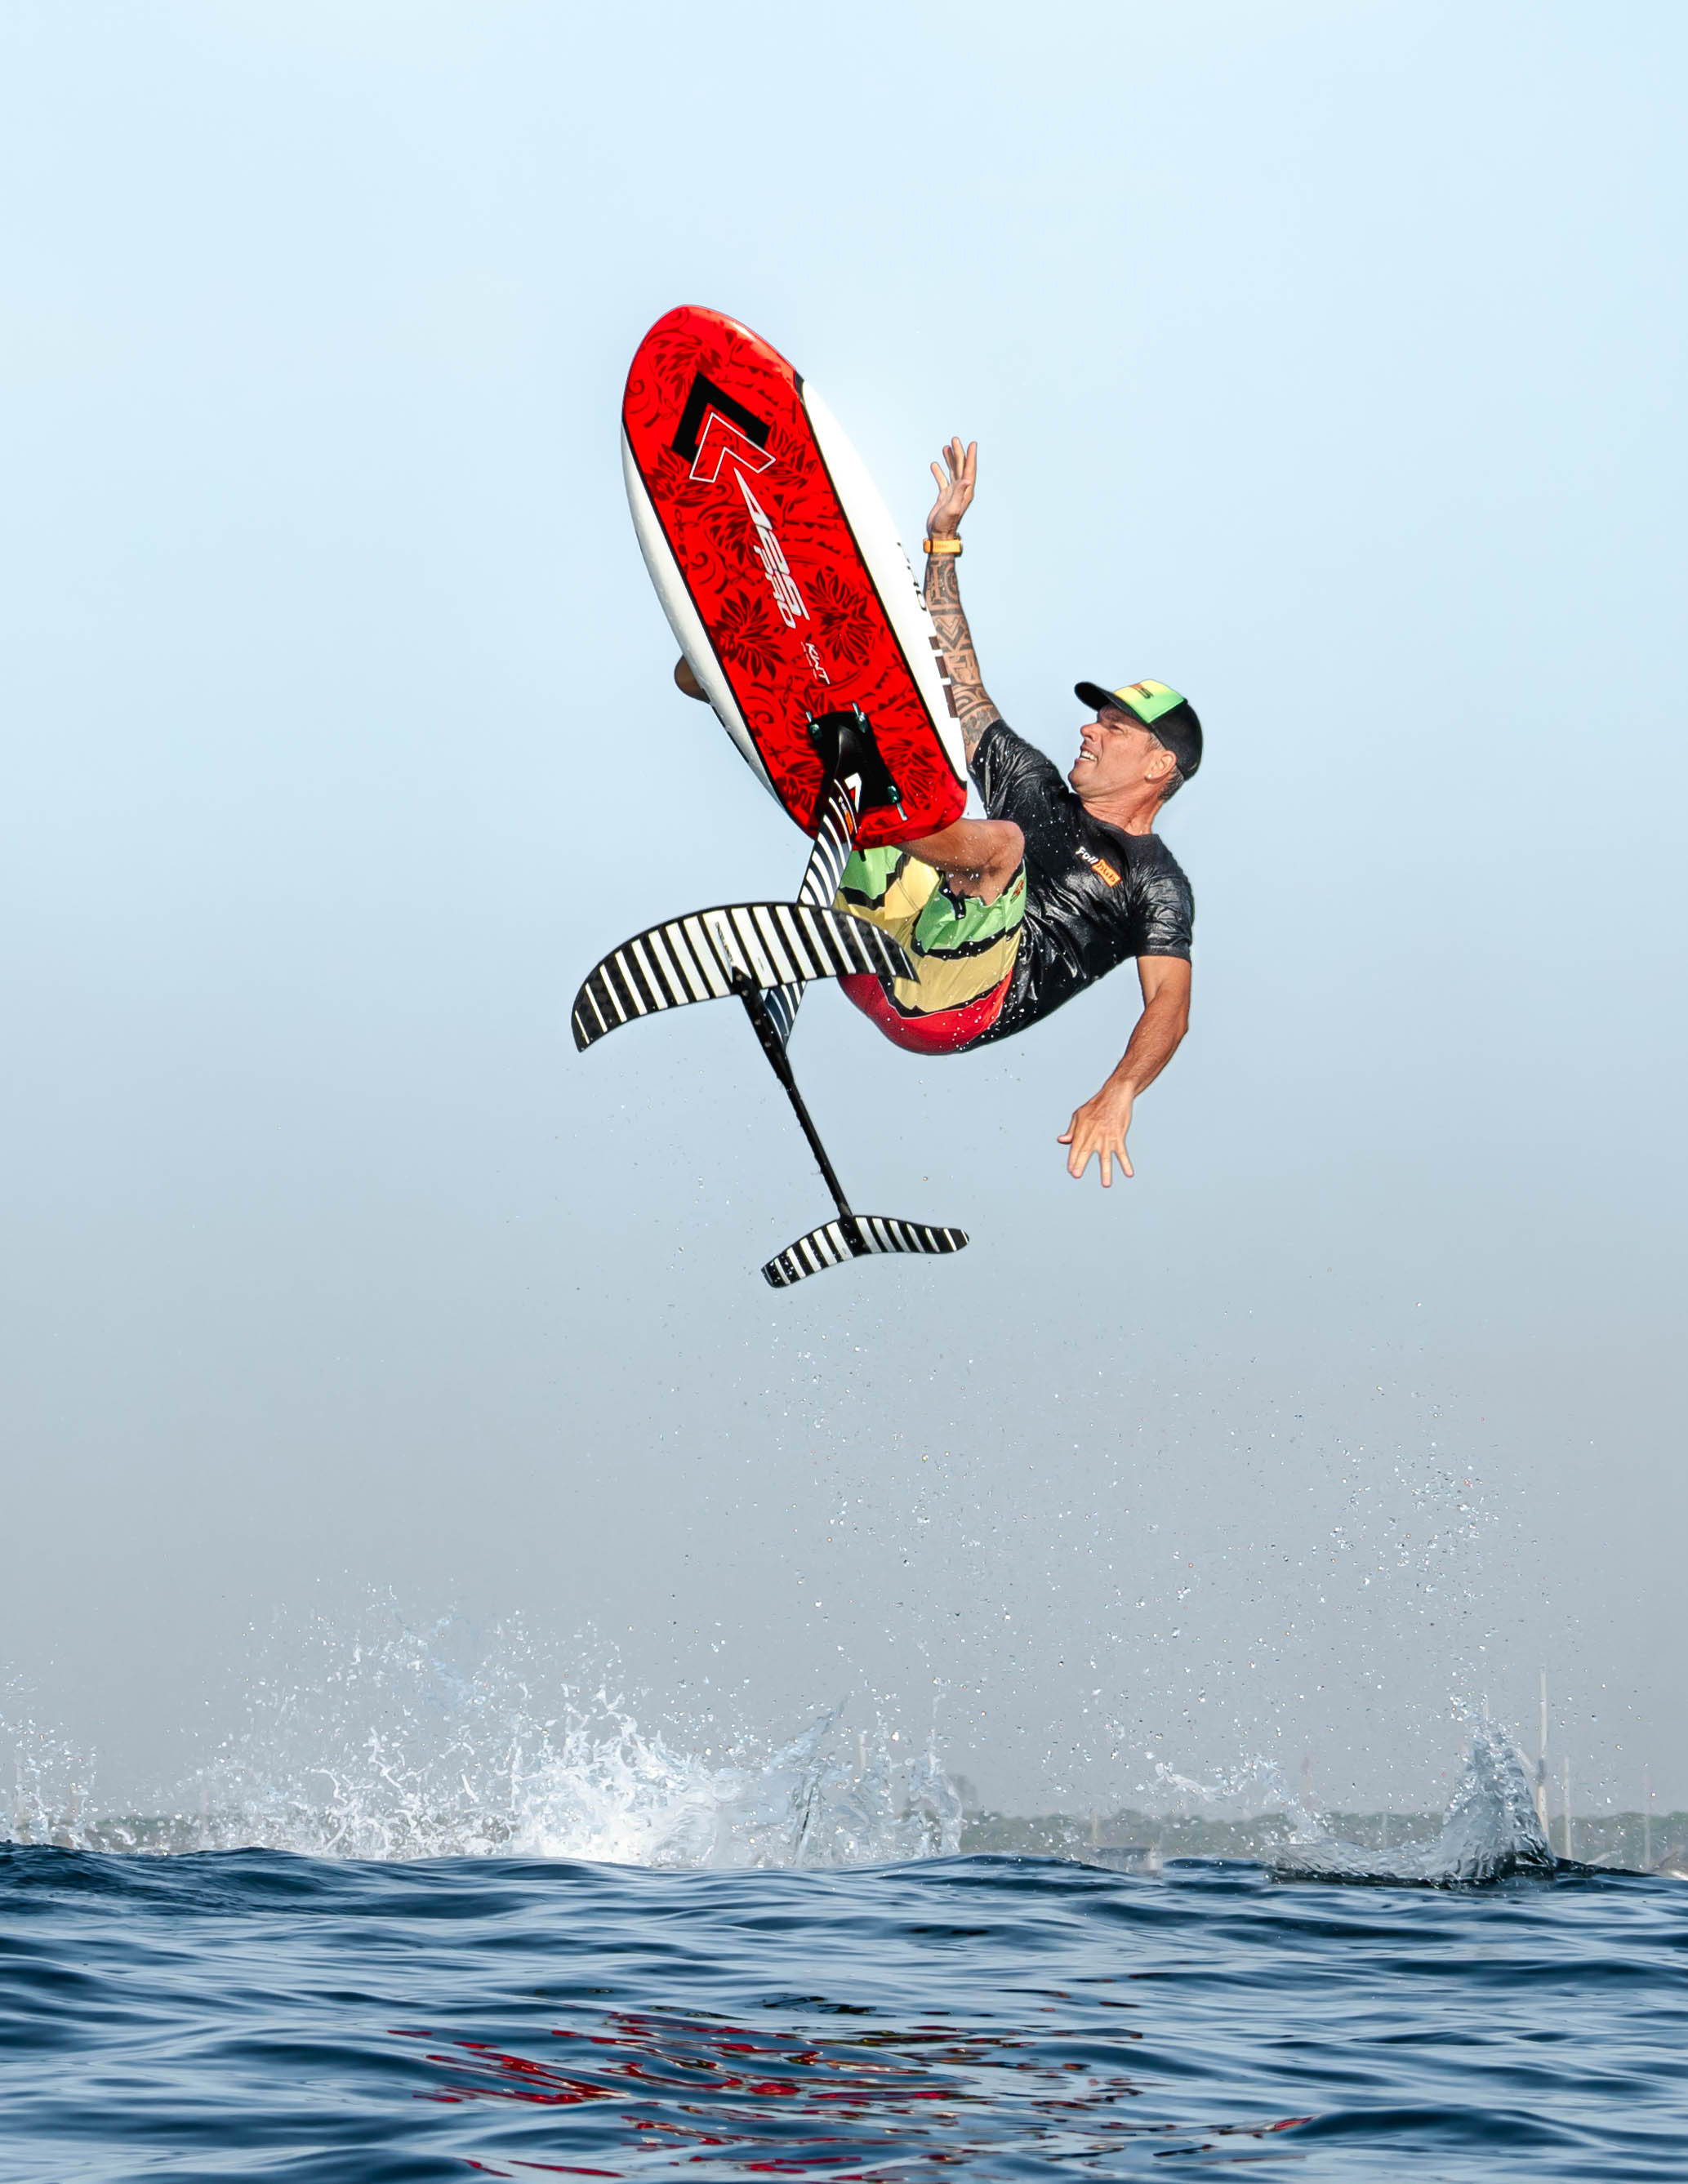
1535;1670;1549;1830
1561;1755;1574;1861
1643;1766;1653;1870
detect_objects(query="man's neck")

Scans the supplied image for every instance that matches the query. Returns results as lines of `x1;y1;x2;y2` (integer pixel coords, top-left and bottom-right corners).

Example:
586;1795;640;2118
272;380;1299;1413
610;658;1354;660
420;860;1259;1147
1076;784;1161;837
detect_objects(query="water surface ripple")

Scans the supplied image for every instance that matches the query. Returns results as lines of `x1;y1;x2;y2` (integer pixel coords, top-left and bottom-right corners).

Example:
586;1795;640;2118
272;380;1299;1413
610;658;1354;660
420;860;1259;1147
2;1846;1685;2181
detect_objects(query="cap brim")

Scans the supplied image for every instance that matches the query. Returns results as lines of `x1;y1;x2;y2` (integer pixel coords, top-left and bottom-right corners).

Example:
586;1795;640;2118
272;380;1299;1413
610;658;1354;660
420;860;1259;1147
1075;681;1119;714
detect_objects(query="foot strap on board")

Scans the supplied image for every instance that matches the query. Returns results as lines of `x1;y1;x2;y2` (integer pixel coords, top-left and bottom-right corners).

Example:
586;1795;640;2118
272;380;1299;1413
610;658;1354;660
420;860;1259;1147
572;901;911;1053
762;1213;969;1289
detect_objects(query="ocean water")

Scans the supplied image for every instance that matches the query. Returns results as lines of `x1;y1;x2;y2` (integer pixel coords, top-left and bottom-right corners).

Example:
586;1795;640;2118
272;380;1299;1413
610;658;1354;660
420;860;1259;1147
3;1722;1686;2182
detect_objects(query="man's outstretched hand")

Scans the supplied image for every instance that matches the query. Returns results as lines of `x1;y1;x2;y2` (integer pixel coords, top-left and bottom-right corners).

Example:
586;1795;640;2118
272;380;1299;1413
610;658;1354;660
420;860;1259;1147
1062;963;1190;1185
926;438;977;538
1059;1082;1137;1186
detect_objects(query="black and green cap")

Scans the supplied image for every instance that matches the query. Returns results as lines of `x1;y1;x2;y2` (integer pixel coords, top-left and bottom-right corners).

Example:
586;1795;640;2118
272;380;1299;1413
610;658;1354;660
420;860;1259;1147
1074;678;1203;781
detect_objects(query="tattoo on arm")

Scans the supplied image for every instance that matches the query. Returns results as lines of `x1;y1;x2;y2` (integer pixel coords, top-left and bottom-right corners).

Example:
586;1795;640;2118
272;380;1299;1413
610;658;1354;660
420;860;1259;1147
924;554;1000;759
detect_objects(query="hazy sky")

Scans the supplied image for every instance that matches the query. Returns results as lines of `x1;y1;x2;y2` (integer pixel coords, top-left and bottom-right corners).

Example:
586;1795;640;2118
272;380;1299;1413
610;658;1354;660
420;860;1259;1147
2;0;1683;1818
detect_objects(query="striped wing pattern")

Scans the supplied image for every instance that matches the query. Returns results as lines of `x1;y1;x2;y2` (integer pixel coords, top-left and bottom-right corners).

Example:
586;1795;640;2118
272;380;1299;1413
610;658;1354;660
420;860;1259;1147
572;901;911;1053
762;1215;969;1289
764;775;864;1048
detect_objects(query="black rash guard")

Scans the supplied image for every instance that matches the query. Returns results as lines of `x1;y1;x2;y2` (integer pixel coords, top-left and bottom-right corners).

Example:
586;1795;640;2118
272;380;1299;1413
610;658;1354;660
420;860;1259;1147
967;718;1194;1048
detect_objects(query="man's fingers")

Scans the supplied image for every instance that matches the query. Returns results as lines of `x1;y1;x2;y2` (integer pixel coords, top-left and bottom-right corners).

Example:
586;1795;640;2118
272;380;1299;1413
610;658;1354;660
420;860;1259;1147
1070;1128;1134;1186
927;439;975;514
1060;1092;1136;1188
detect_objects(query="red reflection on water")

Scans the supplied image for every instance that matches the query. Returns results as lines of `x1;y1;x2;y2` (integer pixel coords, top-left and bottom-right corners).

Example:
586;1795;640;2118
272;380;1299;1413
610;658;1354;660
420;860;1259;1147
394;2013;1310;2179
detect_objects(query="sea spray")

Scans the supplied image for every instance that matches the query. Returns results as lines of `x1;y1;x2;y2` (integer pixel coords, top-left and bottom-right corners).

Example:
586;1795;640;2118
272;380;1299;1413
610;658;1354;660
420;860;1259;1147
3;1614;962;1864
2;1683;99;1849
1;1616;1566;1879
1270;1718;1556;1884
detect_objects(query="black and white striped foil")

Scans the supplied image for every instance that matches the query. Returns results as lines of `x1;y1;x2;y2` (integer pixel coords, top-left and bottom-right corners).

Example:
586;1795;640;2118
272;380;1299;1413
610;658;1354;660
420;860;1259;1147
572;901;911;1052
764;774;865;1048
762;1216;969;1288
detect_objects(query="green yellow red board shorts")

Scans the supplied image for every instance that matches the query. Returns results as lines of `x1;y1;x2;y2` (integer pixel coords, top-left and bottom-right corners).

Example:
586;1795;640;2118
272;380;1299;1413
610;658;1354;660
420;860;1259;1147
834;845;1027;1054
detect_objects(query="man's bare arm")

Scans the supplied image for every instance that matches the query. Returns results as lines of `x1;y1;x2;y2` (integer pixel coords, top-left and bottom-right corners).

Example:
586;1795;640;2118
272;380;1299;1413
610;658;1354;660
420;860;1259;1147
1113;955;1191;1101
924;437;1000;759
1058;956;1192;1186
925;554;1001;758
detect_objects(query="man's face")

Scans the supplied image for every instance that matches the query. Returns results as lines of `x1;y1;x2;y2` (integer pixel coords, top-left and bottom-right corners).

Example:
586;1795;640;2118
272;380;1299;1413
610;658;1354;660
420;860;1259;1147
1069;705;1166;798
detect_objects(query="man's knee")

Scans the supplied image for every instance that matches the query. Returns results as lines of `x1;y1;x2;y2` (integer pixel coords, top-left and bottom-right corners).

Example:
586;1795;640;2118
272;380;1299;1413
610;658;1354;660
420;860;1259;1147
965;821;1022;905
901;818;1022;899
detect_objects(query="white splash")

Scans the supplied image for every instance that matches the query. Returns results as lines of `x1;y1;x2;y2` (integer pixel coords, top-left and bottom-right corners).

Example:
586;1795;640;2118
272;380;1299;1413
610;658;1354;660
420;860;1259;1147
1270;1719;1556;1884
4;1617;962;1866
1;1684;100;1850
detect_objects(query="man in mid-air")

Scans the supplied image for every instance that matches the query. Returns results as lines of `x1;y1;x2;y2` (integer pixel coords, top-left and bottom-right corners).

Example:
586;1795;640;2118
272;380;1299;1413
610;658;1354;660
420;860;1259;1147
830;438;1199;1189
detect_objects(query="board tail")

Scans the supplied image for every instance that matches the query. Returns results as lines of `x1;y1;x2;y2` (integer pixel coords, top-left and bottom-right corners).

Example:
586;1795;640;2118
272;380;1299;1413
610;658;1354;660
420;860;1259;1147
762;1214;969;1289
572;902;910;1053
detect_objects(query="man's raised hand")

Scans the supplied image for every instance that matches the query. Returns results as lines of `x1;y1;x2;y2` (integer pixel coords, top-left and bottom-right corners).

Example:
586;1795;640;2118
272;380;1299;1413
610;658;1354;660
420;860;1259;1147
1058;1082;1137;1187
926;438;977;539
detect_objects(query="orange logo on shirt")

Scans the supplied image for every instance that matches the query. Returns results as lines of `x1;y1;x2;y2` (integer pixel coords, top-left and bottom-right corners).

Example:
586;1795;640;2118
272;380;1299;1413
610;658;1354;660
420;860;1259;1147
1088;854;1121;886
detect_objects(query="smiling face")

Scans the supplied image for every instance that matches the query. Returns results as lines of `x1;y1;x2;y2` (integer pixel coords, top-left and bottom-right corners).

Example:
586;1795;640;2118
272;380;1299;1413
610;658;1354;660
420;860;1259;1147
1068;705;1177;803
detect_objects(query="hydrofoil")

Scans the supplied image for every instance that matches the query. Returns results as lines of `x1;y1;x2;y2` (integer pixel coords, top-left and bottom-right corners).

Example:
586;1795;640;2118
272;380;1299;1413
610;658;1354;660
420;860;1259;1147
572;307;971;1288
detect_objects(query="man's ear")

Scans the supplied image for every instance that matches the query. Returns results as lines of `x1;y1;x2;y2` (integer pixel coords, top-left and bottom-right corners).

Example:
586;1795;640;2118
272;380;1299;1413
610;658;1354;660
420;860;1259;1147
1144;746;1177;785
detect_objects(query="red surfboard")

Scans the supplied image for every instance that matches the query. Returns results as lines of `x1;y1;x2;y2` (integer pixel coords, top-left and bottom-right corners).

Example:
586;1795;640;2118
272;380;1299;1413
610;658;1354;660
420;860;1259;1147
621;307;967;849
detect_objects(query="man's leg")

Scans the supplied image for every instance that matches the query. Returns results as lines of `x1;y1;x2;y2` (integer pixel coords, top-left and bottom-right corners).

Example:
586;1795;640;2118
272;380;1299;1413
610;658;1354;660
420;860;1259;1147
831;824;1027;1053
898;819;1024;905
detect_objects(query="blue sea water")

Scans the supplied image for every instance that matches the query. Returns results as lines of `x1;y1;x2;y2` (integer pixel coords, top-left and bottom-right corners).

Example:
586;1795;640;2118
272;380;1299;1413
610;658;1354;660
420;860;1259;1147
3;1835;1686;2182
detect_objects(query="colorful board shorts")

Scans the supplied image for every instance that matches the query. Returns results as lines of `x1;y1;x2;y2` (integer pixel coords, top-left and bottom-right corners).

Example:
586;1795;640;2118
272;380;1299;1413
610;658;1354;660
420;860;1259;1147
834;846;1027;1055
